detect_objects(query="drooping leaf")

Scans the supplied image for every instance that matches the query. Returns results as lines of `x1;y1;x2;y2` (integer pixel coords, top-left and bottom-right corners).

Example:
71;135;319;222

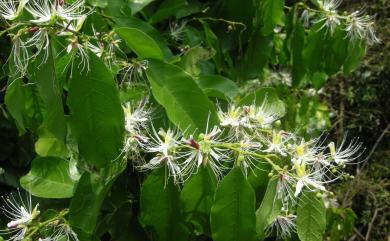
210;167;257;241
146;59;218;135
115;27;164;60
255;177;282;239
20;157;76;198
297;191;327;241
67;52;124;168
140;168;189;241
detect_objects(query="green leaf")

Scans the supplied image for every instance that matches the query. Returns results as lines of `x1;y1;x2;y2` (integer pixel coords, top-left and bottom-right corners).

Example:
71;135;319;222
291;14;306;87
239;87;286;117
196;75;239;100
255;177;282;239
146;59;218;134
238;31;273;80
303;22;327;72
115;27;164;60
30;47;66;142
181;166;217;235
69;160;126;238
114;16;174;61
20;157;76;198
210;167;257;241
297;191;327;241
67;52;124;168
140;168;188;241
260;0;285;35
34;130;68;157
5;78;26;133
343;41;366;74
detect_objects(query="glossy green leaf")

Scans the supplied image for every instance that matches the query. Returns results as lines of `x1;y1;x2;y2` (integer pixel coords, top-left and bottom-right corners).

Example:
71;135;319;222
67;52;124;168
140;168;189;241
116;27;164;60
146;59;218;134
297;191;327;241
196;75;239;100
20;157;76;198
255;177;282;239
210;167;257;241
260;0;285;35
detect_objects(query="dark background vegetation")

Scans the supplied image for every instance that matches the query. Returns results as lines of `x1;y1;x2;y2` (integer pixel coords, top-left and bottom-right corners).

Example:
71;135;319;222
325;0;389;240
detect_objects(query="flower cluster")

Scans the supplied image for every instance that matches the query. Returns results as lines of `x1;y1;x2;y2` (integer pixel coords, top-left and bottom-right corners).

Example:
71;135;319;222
1;190;77;241
121;97;363;238
303;0;379;44
0;0;126;75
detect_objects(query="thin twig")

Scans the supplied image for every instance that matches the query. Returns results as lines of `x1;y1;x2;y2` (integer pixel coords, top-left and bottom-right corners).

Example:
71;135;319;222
365;207;379;240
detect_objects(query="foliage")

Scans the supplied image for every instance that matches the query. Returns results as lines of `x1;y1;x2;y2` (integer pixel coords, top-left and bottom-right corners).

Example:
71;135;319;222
0;0;381;241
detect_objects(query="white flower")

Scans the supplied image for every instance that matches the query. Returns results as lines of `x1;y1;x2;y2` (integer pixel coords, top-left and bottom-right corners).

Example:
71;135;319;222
0;0;28;20
123;102;150;134
266;214;297;239
169;20;187;41
293;160;326;197
345;11;379;44
236;138;264;177
26;0;89;24
276;173;297;207
119;59;148;85
56;0;87;21
140;127;183;183
327;136;363;165
246;98;282;128
318;0;342;34
25;0;54;24
264;131;289;156
1;191;40;240
180;126;231;181
49;223;79;241
65;38;90;73
217;104;244;128
292;138;325;165
10;35;29;76
25;28;50;66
